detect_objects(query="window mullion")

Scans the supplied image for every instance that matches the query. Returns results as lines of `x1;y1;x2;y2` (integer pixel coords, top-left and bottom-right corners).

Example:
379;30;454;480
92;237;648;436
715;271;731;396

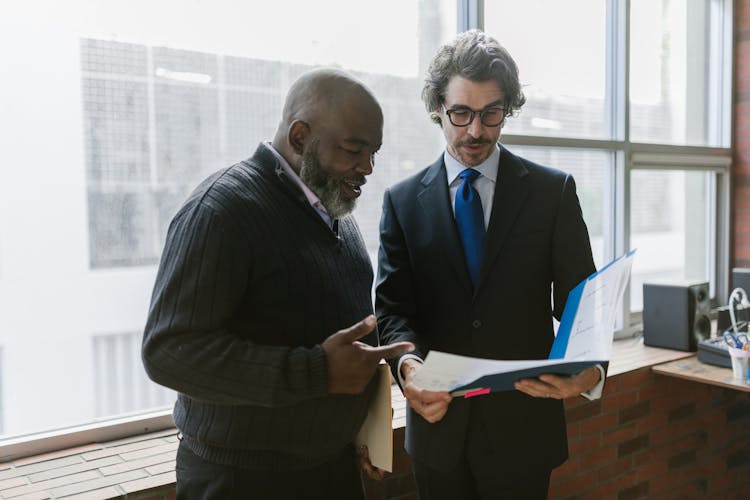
457;0;483;31
606;0;628;142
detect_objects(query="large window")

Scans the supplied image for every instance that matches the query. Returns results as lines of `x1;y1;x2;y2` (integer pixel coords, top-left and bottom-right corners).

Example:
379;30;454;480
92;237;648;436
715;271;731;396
0;0;733;444
506;146;614;268
629;0;731;146
92;332;174;417
0;0;454;439
487;0;610;140
628;158;726;310
486;0;732;325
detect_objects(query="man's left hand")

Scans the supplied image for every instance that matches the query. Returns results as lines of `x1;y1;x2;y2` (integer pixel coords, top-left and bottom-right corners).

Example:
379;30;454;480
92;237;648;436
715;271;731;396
356;445;386;481
514;366;601;400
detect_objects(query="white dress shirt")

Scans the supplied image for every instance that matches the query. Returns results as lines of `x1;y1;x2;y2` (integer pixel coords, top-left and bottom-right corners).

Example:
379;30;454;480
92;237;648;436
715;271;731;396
266;142;333;228
444;145;500;228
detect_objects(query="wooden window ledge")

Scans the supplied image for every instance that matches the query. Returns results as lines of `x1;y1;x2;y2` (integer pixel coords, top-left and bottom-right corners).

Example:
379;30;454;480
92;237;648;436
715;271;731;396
0;337;696;499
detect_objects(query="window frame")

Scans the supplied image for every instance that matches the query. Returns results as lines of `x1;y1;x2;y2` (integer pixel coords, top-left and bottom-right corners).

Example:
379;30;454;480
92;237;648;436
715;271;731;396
474;0;734;334
0;0;734;460
0;409;173;462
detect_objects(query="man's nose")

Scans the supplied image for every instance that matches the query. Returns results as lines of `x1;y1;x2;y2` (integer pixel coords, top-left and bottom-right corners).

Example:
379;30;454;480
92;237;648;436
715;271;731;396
357;154;374;175
467;113;484;137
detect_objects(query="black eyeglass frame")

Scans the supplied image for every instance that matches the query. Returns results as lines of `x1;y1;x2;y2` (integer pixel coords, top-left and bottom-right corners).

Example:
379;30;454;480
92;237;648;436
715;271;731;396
441;104;506;127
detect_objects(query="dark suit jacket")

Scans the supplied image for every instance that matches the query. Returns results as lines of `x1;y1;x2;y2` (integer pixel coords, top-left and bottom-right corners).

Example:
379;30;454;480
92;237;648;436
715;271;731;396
375;145;596;472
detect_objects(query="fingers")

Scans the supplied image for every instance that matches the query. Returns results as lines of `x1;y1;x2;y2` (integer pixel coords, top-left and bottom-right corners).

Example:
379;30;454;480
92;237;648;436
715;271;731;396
364;465;385;481
335;315;376;344
541;373;587;398
367;341;415;360
564;366;601;392
516;373;582;399
357;445;385;481
514;377;558;399
324;315;404;395
404;384;452;423
332;316;414;361
404;383;452;405
410;398;450;423
516;369;600;400
408;397;450;423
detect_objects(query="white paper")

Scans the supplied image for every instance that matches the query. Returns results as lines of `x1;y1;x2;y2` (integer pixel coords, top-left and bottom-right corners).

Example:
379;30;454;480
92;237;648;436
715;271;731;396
411;352;571;392
560;250;635;361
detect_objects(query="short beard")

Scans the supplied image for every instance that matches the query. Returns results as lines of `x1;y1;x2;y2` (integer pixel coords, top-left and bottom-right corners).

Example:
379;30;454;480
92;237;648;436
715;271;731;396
299;141;357;219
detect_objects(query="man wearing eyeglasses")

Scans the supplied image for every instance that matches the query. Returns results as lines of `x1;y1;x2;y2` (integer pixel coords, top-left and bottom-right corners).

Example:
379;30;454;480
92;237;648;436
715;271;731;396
376;30;604;499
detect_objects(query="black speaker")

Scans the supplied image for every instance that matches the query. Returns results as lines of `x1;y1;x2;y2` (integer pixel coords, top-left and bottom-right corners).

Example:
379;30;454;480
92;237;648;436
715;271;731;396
643;282;711;351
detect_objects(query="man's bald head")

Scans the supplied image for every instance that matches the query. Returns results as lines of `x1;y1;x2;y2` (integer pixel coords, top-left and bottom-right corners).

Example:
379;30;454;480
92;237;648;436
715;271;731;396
281;68;377;127
272;68;382;159
269;67;383;219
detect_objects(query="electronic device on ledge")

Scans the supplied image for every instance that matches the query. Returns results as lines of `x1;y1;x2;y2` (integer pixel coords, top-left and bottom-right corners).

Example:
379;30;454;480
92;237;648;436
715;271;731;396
716;304;750;331
642;281;711;351
699;285;750;368
697;337;732;368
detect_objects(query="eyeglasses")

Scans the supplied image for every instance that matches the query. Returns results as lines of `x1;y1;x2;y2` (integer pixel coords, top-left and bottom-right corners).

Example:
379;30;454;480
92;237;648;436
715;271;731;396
442;104;505;127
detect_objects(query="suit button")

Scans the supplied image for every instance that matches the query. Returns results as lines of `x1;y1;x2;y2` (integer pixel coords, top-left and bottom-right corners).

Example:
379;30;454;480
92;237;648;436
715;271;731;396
472;320;482;329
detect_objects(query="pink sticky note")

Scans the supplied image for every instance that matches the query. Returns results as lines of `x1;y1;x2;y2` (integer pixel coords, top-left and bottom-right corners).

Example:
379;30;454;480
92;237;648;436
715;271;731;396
464;388;490;398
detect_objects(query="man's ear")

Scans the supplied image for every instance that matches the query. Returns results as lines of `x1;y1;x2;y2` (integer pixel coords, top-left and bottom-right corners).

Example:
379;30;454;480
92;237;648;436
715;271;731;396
288;120;310;155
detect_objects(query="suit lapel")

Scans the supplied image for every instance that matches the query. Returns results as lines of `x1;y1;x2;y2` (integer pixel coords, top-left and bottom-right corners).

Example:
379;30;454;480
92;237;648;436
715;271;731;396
417;157;473;294
476;145;530;292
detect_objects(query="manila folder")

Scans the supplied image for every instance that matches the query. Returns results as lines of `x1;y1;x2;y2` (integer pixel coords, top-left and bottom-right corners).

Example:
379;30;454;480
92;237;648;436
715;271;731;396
355;363;393;472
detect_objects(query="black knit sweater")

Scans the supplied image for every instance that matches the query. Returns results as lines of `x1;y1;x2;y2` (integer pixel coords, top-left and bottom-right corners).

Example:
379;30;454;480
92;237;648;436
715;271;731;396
142;143;377;470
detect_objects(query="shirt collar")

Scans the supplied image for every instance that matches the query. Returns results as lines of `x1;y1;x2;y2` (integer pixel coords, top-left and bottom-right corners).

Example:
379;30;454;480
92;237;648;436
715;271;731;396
265;142;327;212
444;143;501;186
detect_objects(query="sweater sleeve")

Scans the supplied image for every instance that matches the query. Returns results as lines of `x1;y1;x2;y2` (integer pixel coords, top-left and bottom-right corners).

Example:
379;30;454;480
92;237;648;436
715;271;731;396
141;201;329;407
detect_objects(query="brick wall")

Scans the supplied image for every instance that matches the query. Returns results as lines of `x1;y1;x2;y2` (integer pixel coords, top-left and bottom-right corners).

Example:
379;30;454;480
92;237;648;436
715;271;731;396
736;0;750;267
552;368;749;499
365;368;750;500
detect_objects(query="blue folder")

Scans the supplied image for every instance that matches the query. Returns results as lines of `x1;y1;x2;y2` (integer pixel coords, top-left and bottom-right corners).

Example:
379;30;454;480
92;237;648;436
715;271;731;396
451;249;636;396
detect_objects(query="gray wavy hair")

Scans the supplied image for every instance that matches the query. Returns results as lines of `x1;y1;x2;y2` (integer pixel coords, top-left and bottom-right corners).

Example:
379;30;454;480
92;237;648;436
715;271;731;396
422;30;525;125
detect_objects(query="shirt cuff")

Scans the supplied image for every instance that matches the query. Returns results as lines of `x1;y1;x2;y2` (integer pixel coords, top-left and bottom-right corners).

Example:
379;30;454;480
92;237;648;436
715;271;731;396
396;353;424;388
580;364;606;401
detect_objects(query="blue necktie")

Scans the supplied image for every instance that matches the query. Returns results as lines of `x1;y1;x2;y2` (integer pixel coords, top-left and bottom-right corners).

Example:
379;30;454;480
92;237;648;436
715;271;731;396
455;168;486;287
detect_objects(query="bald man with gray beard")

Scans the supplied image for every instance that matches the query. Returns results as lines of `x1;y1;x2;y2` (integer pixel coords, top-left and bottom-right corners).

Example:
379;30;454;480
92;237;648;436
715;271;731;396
142;68;413;500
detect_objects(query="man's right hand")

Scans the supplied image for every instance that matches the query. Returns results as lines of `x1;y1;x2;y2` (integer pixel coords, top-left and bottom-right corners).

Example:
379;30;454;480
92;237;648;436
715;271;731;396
322;315;414;394
401;358;452;423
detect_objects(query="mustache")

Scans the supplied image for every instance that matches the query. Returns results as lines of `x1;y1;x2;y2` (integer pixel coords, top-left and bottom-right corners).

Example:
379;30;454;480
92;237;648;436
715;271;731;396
342;174;367;186
460;138;492;146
